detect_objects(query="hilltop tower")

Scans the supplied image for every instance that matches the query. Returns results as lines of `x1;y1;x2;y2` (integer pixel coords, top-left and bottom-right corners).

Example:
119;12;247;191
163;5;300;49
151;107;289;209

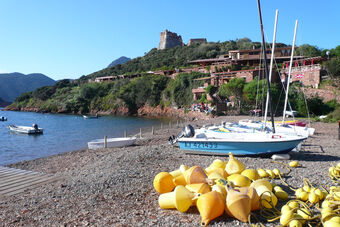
158;29;183;50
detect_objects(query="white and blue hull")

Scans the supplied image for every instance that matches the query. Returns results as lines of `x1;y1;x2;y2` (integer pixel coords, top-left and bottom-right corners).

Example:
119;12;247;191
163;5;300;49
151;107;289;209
177;130;306;156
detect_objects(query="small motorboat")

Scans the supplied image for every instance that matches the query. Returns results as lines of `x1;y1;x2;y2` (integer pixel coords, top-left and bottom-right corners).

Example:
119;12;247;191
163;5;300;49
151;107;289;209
83;114;99;119
8;124;43;134
88;137;136;150
171;125;307;156
0;116;7;121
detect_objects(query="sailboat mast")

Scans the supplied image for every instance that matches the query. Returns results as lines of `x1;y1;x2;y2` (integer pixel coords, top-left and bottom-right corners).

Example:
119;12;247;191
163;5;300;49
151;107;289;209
264;10;278;128
257;0;275;133
282;20;298;124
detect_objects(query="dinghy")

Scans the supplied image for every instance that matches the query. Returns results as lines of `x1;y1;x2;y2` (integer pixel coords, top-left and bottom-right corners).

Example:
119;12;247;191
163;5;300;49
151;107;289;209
8;124;43;134
88;137;136;150
83;114;99;119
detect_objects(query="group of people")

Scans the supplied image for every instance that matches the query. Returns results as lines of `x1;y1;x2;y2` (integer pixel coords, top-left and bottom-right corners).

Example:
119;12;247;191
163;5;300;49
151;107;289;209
191;102;213;114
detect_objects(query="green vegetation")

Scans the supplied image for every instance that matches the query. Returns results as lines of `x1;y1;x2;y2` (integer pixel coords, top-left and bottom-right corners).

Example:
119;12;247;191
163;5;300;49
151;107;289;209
12;72;208;114
9;39;340;122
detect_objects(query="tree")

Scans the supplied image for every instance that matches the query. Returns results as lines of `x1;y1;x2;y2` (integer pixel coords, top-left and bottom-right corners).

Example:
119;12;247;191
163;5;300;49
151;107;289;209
219;77;245;110
325;58;340;79
295;44;321;57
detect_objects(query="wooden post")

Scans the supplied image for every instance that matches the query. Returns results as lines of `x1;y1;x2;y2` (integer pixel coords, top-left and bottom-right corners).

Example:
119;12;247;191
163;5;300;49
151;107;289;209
140;128;142;138
104;136;107;148
161;123;163;129
124;130;127;138
177;120;179;127
152;126;154;135
169;121;171;128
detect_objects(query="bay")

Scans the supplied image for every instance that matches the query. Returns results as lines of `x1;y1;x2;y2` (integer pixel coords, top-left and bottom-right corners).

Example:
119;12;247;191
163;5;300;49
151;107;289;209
0;110;169;165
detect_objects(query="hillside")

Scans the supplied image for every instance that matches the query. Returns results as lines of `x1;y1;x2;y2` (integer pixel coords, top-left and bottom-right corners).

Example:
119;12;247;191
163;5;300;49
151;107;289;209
8;39;340;121
0;73;56;102
107;56;131;68
82;39;273;82
0;97;11;107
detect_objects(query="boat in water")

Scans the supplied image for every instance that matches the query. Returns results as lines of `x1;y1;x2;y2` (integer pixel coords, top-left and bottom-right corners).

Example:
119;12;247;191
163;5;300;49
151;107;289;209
83;114;99;119
88;136;136;150
8;124;43;134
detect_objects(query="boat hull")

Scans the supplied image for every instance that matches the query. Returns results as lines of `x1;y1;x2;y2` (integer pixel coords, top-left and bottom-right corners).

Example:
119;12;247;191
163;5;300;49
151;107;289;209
178;137;305;156
88;137;136;150
8;125;43;134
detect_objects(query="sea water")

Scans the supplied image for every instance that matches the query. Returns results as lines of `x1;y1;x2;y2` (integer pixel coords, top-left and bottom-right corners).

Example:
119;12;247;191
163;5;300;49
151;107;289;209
0;110;169;165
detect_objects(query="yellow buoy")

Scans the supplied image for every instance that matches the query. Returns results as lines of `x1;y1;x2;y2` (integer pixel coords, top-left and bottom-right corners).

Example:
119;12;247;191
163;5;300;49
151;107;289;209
225;152;245;175
173;174;187;186
153;172;175;193
205;159;226;173
238;186;260;211
289;161;299;168
225;186;251;222
169;164;189;178
227;174;251;187
241;169;260;181
207;170;228;181
257;168;269;178
197;191;225;226
185;183;211;195
158;185;194;213
260;191;278;209
250;179;273;192
212;184;227;201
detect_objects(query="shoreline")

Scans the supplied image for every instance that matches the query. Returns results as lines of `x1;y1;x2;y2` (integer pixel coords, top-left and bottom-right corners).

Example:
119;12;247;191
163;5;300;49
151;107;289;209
1;116;340;226
4;104;214;121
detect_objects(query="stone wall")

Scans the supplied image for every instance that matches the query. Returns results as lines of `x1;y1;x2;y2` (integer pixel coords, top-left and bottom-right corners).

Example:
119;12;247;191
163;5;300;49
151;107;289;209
280;65;322;88
304;87;340;103
158;30;183;50
187;38;207;46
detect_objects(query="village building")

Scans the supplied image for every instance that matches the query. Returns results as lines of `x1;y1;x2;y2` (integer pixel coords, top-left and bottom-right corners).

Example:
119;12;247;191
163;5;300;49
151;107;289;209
280;56;325;88
188;47;326;101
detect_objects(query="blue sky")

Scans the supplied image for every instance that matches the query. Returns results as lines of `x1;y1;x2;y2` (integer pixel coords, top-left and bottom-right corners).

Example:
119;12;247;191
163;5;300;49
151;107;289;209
0;0;339;80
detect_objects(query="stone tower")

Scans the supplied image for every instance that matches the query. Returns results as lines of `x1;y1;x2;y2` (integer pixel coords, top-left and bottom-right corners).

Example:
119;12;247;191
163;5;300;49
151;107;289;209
158;29;183;50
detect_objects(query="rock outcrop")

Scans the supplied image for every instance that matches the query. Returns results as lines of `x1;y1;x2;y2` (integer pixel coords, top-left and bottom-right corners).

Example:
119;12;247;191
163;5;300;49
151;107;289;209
137;105;212;120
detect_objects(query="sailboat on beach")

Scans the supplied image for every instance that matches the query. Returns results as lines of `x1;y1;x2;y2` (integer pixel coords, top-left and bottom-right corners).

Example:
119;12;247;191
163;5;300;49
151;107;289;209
175;1;307;156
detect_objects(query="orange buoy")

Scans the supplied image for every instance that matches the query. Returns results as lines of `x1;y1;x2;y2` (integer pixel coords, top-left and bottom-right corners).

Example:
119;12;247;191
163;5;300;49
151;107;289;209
196;191;225;226
183;166;209;184
238;187;260;211
225;186;251;222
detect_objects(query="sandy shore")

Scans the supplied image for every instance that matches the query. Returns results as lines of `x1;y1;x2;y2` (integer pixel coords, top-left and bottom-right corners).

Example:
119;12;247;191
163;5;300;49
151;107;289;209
1;116;340;226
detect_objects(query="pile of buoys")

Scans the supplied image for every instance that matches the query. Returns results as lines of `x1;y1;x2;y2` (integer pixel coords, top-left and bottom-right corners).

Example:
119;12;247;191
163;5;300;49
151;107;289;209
321;186;340;227
329;162;340;184
294;179;327;204
153;156;340;226
153;153;288;226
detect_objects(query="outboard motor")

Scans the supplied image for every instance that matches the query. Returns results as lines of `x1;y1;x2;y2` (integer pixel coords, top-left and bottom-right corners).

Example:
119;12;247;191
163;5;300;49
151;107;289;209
169;124;195;145
33;124;38;130
183;124;195;137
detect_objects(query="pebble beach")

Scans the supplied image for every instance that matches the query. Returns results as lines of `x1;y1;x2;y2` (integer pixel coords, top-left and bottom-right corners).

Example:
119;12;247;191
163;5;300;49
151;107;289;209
1;116;339;226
